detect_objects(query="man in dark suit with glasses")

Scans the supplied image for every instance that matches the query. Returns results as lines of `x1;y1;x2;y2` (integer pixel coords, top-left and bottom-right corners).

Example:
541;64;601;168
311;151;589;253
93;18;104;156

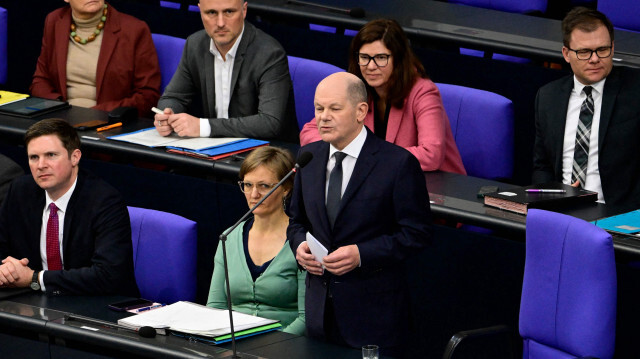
533;7;640;212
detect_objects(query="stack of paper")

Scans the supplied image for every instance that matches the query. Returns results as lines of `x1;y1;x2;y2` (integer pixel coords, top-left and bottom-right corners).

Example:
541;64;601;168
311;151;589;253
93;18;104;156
108;128;268;160
118;301;281;343
0;90;29;106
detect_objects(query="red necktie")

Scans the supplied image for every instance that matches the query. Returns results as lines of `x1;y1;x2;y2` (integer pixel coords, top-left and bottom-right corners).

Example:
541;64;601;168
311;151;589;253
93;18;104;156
46;203;62;270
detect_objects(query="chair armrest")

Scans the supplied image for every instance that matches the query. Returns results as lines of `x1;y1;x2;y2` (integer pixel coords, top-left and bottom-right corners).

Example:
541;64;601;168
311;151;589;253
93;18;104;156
442;324;514;359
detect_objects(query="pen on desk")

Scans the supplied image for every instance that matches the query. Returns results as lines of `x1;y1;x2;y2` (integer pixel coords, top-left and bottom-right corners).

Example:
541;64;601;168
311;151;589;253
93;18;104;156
151;107;164;115
81;135;100;141
525;189;567;193
136;304;165;313
96;122;122;132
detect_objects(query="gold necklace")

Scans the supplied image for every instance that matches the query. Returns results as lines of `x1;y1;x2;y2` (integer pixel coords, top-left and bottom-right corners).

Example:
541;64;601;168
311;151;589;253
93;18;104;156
70;4;108;45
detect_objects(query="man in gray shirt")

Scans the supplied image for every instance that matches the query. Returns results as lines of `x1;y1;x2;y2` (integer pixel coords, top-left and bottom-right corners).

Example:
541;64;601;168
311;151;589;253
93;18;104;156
154;0;298;142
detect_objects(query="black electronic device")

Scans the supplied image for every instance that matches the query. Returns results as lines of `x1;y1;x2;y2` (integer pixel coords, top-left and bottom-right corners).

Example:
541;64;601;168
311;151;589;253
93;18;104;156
108;106;138;123
108;298;154;312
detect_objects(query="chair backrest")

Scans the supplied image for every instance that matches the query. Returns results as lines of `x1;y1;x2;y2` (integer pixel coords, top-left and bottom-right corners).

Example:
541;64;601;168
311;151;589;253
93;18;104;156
598;0;640;32
128;206;197;304
436;83;514;180
287;56;344;130
0;7;8;84
151;33;186;93
448;0;547;14
520;209;616;359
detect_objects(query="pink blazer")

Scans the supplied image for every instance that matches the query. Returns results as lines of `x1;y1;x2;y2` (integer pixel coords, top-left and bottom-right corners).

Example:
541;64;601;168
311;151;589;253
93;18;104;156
300;78;466;174
30;5;161;117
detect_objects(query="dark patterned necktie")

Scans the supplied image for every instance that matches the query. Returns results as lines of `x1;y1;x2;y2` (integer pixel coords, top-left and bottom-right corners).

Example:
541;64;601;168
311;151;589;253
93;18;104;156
46;203;62;270
571;86;594;188
326;152;347;228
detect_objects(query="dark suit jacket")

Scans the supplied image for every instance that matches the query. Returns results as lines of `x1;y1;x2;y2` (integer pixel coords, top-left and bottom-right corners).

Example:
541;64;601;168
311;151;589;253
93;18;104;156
0;169;139;297
0;154;23;205
157;21;298;142
30;4;161;117
288;128;432;348
533;66;640;212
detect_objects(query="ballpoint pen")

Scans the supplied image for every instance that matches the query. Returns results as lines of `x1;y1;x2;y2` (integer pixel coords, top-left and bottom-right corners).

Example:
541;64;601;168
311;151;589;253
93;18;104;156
135;304;165;313
525;189;567;193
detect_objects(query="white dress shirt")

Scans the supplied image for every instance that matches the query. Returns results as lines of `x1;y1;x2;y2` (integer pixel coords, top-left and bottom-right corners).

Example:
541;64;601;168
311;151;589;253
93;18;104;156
199;27;245;137
325;126;368;200
561;76;605;202
38;176;78;291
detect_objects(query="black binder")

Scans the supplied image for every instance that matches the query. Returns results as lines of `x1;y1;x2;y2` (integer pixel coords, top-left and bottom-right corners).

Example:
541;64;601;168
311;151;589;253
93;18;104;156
0;97;70;118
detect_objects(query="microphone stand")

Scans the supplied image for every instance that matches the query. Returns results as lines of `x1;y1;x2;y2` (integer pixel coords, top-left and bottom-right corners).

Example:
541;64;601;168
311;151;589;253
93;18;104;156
218;163;303;358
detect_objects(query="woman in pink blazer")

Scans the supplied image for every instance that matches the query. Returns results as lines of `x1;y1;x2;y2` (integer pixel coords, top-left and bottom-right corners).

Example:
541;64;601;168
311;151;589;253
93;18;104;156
300;19;466;174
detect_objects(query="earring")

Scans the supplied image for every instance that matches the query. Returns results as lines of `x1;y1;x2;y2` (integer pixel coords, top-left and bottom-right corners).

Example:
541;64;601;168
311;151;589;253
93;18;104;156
282;196;287;211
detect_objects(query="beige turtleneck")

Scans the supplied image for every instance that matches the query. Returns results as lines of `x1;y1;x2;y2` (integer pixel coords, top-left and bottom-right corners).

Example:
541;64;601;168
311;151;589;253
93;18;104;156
66;10;104;108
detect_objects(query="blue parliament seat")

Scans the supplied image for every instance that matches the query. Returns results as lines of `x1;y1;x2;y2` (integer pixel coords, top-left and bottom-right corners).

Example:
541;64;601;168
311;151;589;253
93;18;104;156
0;6;8;85
151;33;186;93
128;206;198;304
598;0;640;32
443;209;617;359
448;0;546;14
519;209;617;359
437;83;514;180
287;55;343;130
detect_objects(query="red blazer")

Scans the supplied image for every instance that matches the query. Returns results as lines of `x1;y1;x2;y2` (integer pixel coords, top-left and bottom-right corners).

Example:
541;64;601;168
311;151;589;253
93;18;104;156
30;4;161;117
300;78;466;174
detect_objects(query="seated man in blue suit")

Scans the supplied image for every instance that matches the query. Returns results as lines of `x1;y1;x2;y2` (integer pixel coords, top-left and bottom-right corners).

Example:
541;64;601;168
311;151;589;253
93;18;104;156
0;119;139;297
288;72;432;355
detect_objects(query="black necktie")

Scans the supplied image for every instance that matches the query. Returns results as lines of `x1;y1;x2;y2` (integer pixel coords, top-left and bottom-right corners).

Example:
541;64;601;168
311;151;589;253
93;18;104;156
326;152;347;228
571;86;594;187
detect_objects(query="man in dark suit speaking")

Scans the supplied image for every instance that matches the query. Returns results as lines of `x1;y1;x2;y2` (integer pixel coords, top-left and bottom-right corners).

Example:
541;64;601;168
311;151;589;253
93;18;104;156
0;119;138;296
288;72;432;354
533;7;640;211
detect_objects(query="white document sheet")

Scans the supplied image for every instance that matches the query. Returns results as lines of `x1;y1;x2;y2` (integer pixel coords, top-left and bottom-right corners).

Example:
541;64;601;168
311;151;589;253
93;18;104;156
306;232;328;265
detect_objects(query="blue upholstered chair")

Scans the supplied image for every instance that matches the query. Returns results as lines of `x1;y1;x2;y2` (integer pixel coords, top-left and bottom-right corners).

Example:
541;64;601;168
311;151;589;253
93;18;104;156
520;209;617;359
128;206;197;304
159;1;181;9
598;0;640;32
287;56;343;130
151;33;186;93
448;0;546;14
0;7;8;85
443;209;617;359
436;83;514;180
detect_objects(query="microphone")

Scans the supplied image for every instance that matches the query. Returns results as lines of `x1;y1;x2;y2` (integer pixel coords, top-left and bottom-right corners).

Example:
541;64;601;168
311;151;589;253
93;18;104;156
287;0;366;18
218;152;312;358
64;314;157;338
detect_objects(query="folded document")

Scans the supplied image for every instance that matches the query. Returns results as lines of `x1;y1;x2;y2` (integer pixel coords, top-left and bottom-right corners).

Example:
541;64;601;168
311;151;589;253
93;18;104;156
117;301;280;338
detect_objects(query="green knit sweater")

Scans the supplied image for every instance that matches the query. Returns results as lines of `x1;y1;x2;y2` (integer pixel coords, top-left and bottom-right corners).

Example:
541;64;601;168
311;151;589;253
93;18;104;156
207;221;306;335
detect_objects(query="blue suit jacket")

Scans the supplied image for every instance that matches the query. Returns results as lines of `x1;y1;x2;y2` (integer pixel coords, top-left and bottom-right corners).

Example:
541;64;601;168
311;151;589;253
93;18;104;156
288;128;432;348
0;169;139;297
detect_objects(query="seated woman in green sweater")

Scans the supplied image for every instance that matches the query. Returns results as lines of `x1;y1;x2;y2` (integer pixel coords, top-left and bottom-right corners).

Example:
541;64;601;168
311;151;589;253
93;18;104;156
207;147;305;335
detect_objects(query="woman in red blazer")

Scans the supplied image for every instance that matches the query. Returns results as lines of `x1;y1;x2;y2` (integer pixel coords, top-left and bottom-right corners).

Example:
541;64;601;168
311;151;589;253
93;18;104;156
300;19;466;174
30;1;160;117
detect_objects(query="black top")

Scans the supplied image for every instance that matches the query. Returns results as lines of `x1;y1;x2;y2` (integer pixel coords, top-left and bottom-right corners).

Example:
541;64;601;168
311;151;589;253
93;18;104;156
372;97;391;141
243;218;275;281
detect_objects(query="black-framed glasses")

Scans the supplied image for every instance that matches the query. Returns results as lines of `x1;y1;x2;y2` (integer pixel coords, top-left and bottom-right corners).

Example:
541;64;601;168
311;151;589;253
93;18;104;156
566;46;612;60
357;53;392;67
238;181;278;194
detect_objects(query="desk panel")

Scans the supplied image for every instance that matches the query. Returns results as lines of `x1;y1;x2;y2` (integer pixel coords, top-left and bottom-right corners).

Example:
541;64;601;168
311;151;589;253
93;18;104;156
248;0;640;67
